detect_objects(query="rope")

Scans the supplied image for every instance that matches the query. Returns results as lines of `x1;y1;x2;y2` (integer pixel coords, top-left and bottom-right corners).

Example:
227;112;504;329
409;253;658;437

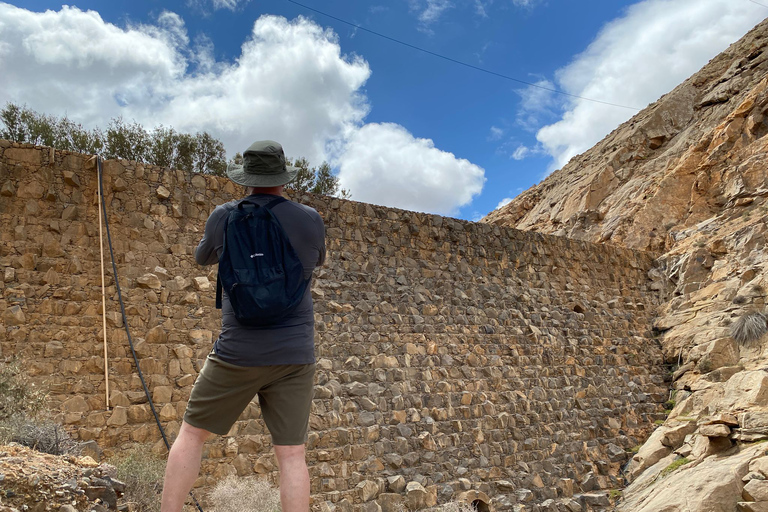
96;157;205;512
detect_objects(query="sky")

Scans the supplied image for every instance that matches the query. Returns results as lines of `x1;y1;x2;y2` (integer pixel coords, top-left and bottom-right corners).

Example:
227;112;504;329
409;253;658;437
0;1;766;220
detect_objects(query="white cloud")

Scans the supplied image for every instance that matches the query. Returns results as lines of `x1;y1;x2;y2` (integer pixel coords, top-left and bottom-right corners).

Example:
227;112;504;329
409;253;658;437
474;1;490;18
409;0;453;29
495;197;512;210
0;4;370;166
186;0;251;15
488;126;504;141
0;3;486;215
515;79;560;132
337;123;485;215
511;145;530;160
212;0;243;10
535;0;766;171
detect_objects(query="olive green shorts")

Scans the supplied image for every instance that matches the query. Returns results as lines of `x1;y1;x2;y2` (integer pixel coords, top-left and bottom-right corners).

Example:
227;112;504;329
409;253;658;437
183;353;315;445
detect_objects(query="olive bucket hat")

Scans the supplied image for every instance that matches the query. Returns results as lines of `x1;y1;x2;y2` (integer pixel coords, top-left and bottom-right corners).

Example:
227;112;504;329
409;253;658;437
226;140;298;188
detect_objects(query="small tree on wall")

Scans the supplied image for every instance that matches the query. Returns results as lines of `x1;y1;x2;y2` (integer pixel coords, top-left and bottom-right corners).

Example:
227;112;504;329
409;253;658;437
287;157;350;198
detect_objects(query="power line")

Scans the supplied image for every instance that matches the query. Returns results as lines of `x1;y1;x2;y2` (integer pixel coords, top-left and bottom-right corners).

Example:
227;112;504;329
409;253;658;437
283;0;642;111
747;0;768;8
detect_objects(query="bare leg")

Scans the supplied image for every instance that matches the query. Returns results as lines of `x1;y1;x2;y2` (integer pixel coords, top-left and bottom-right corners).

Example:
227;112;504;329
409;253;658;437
274;444;310;512
160;421;213;512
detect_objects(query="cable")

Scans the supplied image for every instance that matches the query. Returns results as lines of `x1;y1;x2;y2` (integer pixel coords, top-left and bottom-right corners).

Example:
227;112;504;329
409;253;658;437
747;0;768;8
97;158;205;512
283;0;642;111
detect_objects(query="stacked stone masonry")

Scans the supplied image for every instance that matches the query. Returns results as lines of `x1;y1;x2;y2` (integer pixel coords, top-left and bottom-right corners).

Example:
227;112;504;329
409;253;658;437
0;141;669;511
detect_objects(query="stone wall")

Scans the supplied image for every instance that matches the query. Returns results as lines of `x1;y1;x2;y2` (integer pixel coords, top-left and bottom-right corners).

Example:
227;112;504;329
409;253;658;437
0;141;669;511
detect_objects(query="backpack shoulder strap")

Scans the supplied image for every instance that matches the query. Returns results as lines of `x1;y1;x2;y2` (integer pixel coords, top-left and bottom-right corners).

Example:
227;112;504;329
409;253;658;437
216;272;223;309
236;195;287;210
264;196;288;210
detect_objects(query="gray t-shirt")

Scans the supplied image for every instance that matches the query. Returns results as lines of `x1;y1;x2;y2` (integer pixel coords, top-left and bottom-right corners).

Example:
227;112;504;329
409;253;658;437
195;193;326;366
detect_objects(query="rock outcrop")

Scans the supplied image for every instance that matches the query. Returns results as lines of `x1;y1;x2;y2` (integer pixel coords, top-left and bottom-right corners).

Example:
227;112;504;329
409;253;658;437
0;443;126;512
484;17;768;512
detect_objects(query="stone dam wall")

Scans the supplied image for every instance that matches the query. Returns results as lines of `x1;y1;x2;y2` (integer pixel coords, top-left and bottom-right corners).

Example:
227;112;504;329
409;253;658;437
0;141;669;511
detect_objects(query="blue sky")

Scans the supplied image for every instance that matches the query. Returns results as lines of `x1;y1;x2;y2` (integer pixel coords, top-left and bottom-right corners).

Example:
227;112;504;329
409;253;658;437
1;1;766;220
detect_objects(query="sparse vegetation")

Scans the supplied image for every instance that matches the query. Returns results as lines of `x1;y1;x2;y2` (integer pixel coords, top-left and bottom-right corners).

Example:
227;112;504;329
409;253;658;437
209;475;281;512
427;501;486;512
0;359;47;420
730;311;768;344
110;446;166;512
0;359;72;454
698;357;714;374
609;489;623;500
0;415;76;455
660;457;691;478
733;295;749;305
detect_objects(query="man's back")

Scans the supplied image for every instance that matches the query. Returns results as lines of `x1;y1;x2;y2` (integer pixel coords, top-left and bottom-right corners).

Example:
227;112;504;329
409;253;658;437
195;193;326;366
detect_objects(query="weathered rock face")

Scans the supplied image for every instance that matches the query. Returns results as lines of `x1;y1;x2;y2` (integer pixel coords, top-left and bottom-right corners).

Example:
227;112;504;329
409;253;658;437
483;17;768;512
484;18;768;254
0;443;126;511
0;142;668;510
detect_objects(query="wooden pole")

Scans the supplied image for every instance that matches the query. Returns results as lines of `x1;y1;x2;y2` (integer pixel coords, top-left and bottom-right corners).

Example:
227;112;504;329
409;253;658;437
96;157;110;411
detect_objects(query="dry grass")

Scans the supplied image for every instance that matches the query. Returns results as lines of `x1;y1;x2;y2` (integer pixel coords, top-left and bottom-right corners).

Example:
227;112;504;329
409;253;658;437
0;359;47;420
427;501;487;512
110;445;166;512
427;501;485;512
731;311;768;344
0;415;78;455
0;358;74;454
209;476;281;512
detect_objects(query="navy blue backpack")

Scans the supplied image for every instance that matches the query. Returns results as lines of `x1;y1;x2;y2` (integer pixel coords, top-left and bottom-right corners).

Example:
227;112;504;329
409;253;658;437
216;196;310;326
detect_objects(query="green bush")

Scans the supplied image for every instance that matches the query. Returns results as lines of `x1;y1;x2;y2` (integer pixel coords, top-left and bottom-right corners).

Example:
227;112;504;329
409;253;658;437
110;446;166;512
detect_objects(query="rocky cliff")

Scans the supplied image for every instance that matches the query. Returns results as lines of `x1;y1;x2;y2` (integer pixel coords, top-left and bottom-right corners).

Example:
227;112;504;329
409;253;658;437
484;17;768;512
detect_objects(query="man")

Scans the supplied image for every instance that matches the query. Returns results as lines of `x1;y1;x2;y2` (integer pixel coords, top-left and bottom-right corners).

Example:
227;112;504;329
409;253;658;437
161;140;326;512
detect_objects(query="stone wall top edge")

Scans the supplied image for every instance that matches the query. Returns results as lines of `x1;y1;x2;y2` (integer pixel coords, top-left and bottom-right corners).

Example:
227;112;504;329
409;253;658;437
1;140;661;265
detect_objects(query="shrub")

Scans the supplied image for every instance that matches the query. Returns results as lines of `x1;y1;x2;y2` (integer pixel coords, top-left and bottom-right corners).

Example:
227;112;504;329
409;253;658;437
209;476;281;512
110;446;166;512
0;359;47;420
730;311;768;344
0;359;67;454
427;502;485;512
698;358;714;374
0;415;77;455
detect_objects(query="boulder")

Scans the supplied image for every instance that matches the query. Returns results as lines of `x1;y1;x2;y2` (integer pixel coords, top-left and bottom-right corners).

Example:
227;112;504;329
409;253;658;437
627;426;672;480
619;445;762;512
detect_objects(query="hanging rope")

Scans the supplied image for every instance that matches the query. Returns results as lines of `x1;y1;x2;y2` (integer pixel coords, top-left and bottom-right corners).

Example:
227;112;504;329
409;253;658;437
96;157;204;512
